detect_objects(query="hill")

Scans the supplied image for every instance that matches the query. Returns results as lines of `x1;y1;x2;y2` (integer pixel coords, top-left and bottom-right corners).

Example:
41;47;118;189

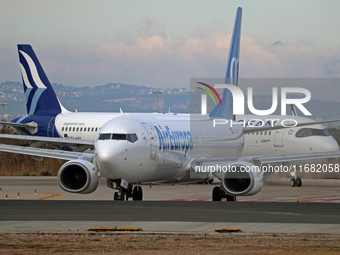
1;81;340;122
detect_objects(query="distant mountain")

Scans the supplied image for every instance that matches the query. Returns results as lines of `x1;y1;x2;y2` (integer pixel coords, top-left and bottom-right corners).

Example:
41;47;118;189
0;81;191;118
1;81;340;124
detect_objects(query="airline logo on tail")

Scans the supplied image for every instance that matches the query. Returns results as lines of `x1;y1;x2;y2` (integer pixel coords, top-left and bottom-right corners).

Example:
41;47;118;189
18;44;62;116
19;50;47;115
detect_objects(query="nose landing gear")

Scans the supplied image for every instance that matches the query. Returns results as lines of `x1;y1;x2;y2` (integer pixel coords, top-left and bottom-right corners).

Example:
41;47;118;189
108;179;143;201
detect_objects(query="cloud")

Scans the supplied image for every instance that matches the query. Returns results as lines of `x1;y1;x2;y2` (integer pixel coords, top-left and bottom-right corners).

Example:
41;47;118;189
1;17;340;89
0;0;142;14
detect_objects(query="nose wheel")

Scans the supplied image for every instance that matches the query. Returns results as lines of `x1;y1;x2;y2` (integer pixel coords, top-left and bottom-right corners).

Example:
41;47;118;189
113;183;143;201
132;186;143;200
113;190;128;201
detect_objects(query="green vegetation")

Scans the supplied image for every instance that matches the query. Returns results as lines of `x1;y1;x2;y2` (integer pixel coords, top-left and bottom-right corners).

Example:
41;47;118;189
0;126;65;176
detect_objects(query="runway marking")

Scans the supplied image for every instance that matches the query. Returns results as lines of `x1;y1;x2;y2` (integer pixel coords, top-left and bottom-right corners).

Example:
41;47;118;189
168;198;340;203
37;193;63;200
273;193;340;203
0;192;63;200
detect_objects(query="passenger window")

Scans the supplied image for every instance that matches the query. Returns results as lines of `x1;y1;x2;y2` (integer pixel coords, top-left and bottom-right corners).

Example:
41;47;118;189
91;128;94;132
76;127;79;132
95;128;98;132
73;127;75;132
62;127;64;131
80;128;83;132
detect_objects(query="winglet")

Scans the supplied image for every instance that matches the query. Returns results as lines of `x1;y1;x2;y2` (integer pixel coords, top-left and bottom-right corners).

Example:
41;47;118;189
209;7;242;119
18;44;67;116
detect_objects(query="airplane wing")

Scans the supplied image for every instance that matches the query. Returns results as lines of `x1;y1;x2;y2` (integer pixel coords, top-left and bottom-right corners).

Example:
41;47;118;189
0;134;94;152
191;150;340;177
251;151;340;165
243;119;340;134
0;143;92;161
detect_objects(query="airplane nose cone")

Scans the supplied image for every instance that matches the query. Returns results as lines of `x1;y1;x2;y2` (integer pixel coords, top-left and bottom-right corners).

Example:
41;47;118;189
95;141;118;178
320;138;339;152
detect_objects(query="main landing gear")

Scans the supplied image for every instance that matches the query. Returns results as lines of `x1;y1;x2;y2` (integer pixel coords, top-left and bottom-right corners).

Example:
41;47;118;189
290;177;302;187
290;171;302;187
212;186;236;202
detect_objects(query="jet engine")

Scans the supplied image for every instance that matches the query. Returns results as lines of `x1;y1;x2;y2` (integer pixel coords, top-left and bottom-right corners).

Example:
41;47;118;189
57;159;99;194
221;161;263;196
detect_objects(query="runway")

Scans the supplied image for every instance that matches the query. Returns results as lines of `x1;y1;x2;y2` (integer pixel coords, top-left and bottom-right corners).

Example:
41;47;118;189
0;200;340;223
0;177;340;233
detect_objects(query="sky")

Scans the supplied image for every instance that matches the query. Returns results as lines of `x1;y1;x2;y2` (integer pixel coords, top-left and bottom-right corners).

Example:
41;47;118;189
1;0;340;101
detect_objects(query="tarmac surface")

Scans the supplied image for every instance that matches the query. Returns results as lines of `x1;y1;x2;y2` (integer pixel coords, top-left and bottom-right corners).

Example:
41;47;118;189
0;177;339;233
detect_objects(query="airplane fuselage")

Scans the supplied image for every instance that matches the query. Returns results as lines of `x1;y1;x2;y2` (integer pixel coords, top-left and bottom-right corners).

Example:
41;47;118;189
92;114;339;184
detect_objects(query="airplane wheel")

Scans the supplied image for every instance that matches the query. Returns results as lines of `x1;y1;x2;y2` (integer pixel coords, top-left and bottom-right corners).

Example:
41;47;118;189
121;191;128;201
113;192;118;200
133;186;143;201
226;194;236;202
212;186;222;201
296;178;302;187
290;178;296;187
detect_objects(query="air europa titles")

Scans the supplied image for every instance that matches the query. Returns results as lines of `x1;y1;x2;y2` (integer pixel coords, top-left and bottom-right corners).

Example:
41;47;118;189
154;126;193;152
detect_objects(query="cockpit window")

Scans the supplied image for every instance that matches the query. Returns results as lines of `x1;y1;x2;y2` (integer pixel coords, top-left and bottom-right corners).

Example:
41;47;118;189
98;133;138;143
112;134;127;140
127;134;138;143
295;128;330;138
98;133;111;140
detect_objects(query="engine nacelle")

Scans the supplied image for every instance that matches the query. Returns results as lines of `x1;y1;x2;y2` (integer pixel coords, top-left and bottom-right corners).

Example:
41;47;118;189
57;159;99;194
221;161;263;196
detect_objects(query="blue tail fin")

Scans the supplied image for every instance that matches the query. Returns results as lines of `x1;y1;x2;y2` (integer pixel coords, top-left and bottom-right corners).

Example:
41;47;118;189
18;44;64;116
209;7;242;119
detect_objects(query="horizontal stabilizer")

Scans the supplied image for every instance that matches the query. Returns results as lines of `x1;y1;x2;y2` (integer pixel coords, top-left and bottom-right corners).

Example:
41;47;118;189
0;121;38;134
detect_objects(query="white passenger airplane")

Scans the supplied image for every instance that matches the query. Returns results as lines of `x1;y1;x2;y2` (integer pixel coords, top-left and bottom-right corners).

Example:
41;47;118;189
0;7;339;201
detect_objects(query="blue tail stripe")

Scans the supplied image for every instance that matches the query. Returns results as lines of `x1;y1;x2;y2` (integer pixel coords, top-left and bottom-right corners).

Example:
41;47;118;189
209;7;242;119
15;115;29;124
28;88;46;115
24;88;33;110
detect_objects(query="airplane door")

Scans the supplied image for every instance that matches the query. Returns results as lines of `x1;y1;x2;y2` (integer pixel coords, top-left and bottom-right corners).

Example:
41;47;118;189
142;123;158;158
274;129;284;147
